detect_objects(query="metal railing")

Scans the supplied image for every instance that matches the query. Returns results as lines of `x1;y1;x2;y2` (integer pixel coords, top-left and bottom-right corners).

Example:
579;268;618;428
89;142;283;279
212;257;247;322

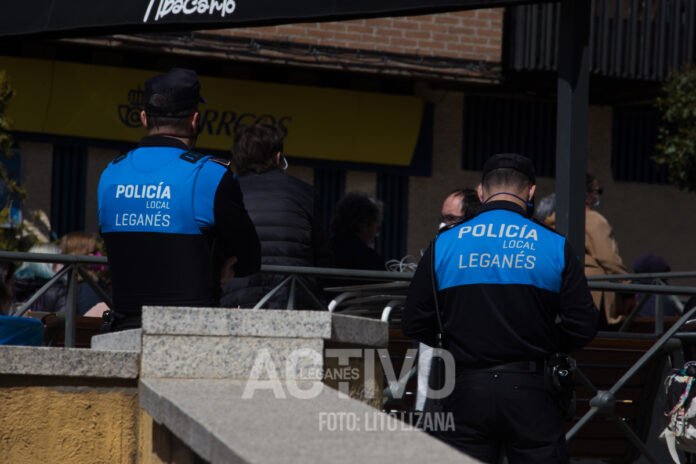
4;249;696;461
0;253;416;347
565;307;696;464
264;263;696;463
0;251;111;348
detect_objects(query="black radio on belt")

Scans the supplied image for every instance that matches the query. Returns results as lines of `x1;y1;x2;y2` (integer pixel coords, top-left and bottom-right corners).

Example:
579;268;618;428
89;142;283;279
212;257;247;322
547;353;576;392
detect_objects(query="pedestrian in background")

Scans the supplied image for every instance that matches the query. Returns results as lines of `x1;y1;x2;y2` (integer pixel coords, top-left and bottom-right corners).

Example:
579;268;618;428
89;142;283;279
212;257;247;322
221;123;331;310
439;188;481;228
330;192;384;271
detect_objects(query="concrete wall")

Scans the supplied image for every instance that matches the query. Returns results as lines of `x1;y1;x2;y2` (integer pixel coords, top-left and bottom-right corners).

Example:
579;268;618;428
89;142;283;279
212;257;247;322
19;141;53;220
346;171;377;198
0;382;152;464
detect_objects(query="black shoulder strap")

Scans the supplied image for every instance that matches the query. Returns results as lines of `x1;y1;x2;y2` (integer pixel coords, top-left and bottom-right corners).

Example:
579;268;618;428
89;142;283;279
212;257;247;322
430;237;445;349
207;157;232;168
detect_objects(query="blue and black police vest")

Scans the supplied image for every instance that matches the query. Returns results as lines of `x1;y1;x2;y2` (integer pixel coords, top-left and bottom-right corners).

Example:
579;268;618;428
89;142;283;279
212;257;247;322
98;147;212;235
97;146;227;323
434;209;566;294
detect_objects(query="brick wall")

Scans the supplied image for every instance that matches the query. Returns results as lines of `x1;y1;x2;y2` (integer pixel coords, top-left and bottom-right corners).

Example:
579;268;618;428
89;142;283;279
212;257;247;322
213;9;503;63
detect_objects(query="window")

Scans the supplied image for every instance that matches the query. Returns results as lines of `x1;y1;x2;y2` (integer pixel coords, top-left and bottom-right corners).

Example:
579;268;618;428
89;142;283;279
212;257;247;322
51;144;87;237
611;105;668;184
313;167;346;233
462;95;556;177
376;173;409;263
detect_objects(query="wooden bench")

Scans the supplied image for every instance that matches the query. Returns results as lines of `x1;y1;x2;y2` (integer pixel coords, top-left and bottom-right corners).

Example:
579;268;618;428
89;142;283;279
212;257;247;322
567;336;673;462
42;313;103;348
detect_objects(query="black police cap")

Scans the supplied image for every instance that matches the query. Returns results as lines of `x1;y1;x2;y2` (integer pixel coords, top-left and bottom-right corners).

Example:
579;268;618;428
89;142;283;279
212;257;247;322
481;153;536;184
144;68;206;117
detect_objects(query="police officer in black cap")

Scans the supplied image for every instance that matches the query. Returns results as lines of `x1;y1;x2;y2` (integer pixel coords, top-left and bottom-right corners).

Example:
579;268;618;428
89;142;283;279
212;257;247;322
98;68;261;330
403;153;598;463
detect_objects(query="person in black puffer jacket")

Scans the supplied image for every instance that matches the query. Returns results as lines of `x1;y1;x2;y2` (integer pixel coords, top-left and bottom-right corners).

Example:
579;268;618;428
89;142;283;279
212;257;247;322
220;124;331;309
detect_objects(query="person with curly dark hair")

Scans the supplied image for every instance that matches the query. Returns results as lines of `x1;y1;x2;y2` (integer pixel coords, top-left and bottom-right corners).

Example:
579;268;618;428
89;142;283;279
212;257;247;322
330;192;384;271
221;123;331;309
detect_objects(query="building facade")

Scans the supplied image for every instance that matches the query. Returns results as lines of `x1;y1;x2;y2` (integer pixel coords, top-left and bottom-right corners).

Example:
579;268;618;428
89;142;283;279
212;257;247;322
2;0;695;276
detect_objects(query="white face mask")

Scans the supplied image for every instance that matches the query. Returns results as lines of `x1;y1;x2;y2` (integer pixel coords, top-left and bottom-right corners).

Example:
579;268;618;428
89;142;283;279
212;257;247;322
279;154;288;171
594;194;601;209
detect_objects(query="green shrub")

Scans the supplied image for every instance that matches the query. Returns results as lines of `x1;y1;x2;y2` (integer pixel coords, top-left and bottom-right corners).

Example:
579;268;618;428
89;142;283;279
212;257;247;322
0;70;35;251
655;65;696;192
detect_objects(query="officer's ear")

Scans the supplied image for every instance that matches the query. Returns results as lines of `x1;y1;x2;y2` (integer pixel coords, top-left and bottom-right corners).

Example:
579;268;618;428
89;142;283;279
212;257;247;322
140;111;148;129
528;185;536;202
191;112;200;132
477;184;484;202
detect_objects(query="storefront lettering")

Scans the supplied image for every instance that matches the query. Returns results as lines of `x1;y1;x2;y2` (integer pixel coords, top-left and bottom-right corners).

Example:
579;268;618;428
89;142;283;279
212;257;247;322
144;0;236;22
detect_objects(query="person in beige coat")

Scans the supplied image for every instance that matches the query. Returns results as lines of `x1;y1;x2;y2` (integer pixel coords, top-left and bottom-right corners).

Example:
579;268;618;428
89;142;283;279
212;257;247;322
584;174;628;325
543;175;628;325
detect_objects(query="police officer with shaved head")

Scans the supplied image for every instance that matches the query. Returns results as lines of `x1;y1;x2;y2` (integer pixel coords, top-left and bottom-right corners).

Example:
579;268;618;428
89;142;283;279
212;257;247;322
98;68;260;330
403;154;598;463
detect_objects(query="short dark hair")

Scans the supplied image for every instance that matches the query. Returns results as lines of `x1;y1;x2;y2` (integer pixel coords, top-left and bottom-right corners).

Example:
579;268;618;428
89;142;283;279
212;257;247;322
232;124;285;175
331;193;383;239
482;168;533;193
145;110;196;134
449;188;481;216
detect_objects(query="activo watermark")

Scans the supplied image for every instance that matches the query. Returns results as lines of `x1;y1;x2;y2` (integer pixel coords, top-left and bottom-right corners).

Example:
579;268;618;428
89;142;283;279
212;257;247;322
241;347;455;401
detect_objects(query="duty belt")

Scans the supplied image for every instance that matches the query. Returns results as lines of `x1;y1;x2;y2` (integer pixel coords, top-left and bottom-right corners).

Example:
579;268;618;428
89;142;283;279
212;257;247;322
458;360;545;374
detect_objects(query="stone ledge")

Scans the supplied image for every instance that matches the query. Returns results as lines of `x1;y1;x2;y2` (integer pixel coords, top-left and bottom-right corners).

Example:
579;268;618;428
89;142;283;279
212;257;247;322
142;307;332;339
330;314;388;347
91;328;142;352
141;378;478;464
0;345;140;379
141;307;388;348
141;336;324;379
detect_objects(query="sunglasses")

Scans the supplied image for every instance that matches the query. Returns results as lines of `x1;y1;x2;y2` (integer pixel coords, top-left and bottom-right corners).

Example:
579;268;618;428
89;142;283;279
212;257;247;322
441;214;465;224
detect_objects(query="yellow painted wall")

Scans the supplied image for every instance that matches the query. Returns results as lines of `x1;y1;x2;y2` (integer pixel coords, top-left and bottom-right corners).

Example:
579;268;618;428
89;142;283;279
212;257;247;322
0;386;152;464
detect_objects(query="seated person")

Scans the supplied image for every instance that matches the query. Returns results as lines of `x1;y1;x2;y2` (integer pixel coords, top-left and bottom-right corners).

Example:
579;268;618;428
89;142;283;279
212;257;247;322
330;192;384;271
59;232;109;317
584;174;629;326
13;243;66;313
633;253;679;317
0;261;42;346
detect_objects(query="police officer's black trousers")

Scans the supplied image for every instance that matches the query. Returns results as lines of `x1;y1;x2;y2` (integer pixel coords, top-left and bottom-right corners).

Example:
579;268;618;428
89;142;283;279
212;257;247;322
434;370;569;464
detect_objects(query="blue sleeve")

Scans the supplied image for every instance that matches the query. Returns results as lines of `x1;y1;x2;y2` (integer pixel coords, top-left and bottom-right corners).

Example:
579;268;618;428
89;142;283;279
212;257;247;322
193;160;227;228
